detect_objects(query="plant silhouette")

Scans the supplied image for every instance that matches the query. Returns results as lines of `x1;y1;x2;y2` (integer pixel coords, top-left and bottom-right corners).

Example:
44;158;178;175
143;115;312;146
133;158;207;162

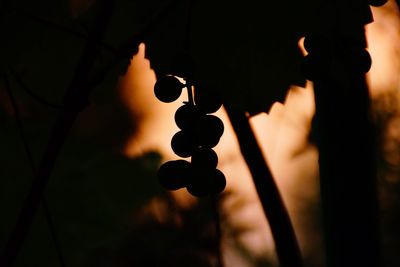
0;0;393;266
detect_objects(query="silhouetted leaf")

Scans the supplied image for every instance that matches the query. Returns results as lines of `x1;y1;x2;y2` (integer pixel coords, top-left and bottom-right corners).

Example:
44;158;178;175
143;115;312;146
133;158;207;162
144;0;324;113
190;1;308;113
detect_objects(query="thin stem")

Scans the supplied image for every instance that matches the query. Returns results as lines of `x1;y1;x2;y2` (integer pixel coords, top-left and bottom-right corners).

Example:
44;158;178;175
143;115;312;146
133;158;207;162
3;74;67;267
211;195;224;267
184;0;193;50
185;80;194;105
8;66;63;109
10;7;117;55
224;104;303;267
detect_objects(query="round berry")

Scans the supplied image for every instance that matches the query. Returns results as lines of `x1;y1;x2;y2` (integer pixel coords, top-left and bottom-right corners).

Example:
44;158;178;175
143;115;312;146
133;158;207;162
157;160;191;190
210;169;226;194
186;168;226;197
338;47;371;74
196;115;224;148
154;75;184;103
186;167;212;197
191;148;218;169
194;85;223;114
186;181;210;197
174;104;200;130
171;131;197;158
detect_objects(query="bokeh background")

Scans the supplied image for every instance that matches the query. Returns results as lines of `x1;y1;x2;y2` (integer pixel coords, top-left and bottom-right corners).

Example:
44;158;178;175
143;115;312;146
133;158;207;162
1;1;400;266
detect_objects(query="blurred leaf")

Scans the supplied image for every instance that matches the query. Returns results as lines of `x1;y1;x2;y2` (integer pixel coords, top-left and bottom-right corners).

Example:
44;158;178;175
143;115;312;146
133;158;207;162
0;0;169;106
0;89;163;266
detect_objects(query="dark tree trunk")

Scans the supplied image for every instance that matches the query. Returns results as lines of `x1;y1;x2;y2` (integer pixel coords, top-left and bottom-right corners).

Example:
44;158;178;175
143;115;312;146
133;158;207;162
311;15;380;267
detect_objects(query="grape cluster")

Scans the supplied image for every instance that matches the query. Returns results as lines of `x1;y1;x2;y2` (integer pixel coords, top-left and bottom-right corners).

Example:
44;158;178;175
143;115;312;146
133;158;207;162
154;76;226;197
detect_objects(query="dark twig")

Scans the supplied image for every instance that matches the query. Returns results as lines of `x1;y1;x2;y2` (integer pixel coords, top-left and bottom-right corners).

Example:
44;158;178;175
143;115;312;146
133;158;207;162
224;104;303;267
10;7;117;54
210;195;224;267
0;1;115;266
3;74;67;267
8;66;63;109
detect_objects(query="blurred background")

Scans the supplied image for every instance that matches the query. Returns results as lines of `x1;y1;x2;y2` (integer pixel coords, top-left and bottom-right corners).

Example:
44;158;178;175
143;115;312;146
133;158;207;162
1;0;400;266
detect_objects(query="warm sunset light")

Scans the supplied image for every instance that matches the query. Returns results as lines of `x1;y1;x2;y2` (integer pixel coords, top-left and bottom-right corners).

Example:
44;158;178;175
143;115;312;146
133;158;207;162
2;1;400;267
116;1;400;266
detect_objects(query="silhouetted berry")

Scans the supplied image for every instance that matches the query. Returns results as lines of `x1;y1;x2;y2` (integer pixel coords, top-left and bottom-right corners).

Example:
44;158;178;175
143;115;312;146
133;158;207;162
337;47;371;74
154;75;184;103
171;131;197;157
157;160;191;190
194;85;223;114
210;169;226;194
196;115;224;148
186;168;226;197
186;181;210;197
191;148;218;169
174;104;200;130
186;167;212;197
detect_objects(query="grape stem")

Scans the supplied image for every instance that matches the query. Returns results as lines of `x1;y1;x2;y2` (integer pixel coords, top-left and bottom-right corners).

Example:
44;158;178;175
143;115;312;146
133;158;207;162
185;79;195;106
210;194;224;267
224;104;303;267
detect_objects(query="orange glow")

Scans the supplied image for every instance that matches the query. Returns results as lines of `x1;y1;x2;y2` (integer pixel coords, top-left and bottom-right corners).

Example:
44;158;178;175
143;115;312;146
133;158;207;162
119;2;400;264
367;1;400;96
119;43;319;263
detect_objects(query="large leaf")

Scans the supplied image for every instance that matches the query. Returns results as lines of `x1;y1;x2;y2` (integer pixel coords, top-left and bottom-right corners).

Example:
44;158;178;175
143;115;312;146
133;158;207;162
144;0;376;114
144;0;323;113
1;0;375;114
190;1;312;113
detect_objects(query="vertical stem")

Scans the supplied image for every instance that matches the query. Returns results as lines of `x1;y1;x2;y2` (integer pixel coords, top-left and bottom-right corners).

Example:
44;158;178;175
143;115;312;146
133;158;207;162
185;80;194;105
314;74;380;267
225;105;303;267
312;31;380;267
211;195;224;267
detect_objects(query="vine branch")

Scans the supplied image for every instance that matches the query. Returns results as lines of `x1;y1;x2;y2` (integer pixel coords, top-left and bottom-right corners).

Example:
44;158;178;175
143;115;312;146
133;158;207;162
8;66;63;109
224;104;303;267
211;195;224;267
